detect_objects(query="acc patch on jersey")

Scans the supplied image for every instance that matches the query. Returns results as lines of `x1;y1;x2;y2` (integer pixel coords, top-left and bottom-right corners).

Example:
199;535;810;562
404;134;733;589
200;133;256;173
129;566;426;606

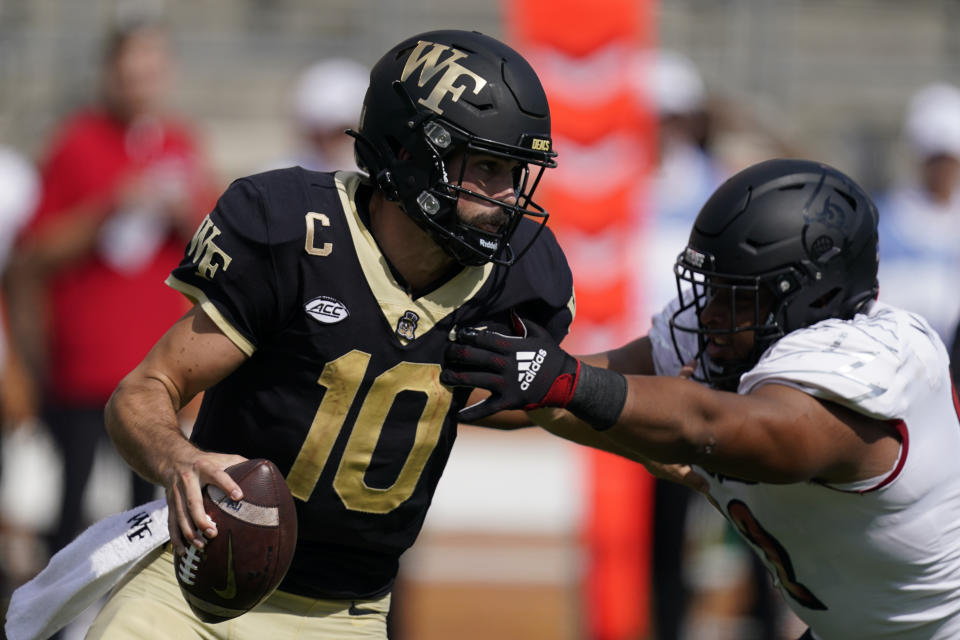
305;296;349;325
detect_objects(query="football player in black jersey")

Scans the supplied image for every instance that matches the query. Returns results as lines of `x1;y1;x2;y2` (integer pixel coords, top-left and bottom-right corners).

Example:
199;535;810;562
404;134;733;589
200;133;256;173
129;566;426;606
88;30;574;639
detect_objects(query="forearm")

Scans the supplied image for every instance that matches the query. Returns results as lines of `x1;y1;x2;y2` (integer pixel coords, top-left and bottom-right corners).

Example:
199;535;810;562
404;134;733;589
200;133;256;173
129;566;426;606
564;364;712;463
462;388;535;429
528;407;646;461
602;374;712;462
529;405;710;493
105;373;199;487
472;409;534;429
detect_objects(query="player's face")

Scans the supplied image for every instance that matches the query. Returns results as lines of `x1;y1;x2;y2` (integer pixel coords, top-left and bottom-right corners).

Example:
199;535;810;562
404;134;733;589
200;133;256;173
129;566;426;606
447;151;520;233
698;283;772;364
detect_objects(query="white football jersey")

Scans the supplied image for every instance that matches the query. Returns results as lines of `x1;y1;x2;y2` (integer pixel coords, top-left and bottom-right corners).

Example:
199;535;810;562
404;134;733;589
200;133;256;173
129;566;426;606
650;299;960;639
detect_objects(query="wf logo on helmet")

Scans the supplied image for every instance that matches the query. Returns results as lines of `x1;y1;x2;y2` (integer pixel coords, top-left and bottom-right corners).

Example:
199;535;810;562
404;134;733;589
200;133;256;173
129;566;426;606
516;349;548;390
401;41;488;115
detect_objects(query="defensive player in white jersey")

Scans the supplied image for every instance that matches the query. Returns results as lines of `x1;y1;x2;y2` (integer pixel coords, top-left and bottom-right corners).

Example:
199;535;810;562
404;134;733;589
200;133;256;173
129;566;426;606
442;158;960;640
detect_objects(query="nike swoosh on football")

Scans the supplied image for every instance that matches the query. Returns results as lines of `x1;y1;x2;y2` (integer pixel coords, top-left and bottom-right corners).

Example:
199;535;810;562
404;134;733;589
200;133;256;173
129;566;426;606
213;533;237;600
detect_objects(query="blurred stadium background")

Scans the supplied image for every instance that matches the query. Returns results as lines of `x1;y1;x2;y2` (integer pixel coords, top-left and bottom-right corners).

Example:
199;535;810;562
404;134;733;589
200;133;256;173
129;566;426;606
3;0;959;187
2;1;959;639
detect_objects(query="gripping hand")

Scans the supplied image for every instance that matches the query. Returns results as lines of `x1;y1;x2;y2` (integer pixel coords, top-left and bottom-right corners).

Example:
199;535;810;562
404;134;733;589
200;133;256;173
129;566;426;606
440;318;580;423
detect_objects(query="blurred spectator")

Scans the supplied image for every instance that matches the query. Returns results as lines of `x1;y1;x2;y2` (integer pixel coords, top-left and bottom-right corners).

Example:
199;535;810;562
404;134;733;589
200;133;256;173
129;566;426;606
4;17;215;558
0;146;40;599
640;49;725;309
269;58;368;172
0;148;39;431
877;83;960;349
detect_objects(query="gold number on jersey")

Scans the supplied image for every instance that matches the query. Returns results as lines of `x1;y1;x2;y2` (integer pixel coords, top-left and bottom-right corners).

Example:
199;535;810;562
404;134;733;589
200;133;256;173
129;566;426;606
335;361;450;513
286;351;452;513
287;350;367;500
305;211;333;256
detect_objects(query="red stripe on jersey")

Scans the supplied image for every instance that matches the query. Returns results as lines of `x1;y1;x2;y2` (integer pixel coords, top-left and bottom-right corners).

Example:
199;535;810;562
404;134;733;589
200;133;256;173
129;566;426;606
859;420;909;494
952;381;960;423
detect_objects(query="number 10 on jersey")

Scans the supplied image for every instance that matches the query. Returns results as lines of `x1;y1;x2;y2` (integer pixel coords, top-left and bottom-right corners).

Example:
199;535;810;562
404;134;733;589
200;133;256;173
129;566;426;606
286;350;452;514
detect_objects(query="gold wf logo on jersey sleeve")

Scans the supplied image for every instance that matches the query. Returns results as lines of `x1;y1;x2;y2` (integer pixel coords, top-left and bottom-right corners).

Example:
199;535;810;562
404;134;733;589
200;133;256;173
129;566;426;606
188;215;233;280
400;40;488;115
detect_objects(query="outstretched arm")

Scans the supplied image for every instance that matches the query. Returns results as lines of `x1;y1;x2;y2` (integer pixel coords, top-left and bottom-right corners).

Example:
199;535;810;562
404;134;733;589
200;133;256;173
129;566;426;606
442;321;901;485
605;376;901;483
447;325;708;490
105;305;249;555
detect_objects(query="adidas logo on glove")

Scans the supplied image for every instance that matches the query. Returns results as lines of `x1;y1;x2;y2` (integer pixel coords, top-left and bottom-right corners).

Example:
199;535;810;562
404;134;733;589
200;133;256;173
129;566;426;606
441;317;590;423
517;349;548;390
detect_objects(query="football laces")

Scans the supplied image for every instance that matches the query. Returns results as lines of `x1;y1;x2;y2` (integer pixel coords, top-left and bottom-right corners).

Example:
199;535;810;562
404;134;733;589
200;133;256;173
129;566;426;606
177;544;204;586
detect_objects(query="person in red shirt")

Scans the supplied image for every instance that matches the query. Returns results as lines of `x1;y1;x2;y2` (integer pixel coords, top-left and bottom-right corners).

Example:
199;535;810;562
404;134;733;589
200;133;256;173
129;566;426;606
6;18;215;555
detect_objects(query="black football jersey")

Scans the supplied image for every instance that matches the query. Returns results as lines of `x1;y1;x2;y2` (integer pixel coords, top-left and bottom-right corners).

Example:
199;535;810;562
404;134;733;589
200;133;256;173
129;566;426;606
167;167;574;599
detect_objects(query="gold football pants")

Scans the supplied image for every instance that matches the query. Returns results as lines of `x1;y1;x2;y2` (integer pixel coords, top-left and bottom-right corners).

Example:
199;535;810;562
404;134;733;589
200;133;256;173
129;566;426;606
86;545;390;639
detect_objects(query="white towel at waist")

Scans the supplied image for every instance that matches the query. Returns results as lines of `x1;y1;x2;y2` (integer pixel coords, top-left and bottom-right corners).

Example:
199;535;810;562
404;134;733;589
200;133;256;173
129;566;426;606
5;498;169;640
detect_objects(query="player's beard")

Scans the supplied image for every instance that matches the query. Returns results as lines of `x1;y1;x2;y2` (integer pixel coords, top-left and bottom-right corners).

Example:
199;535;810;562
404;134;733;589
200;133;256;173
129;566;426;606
457;202;509;235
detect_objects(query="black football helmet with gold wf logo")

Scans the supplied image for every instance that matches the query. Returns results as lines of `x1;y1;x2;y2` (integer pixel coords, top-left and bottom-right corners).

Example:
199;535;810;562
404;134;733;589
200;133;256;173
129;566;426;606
349;29;557;266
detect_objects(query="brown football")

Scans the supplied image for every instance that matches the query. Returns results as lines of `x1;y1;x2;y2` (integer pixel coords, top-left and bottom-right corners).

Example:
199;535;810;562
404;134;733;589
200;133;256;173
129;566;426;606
174;458;298;623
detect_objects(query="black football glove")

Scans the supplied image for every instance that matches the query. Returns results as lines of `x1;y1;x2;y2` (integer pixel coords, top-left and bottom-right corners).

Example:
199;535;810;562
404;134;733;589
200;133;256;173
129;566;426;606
440;317;581;423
